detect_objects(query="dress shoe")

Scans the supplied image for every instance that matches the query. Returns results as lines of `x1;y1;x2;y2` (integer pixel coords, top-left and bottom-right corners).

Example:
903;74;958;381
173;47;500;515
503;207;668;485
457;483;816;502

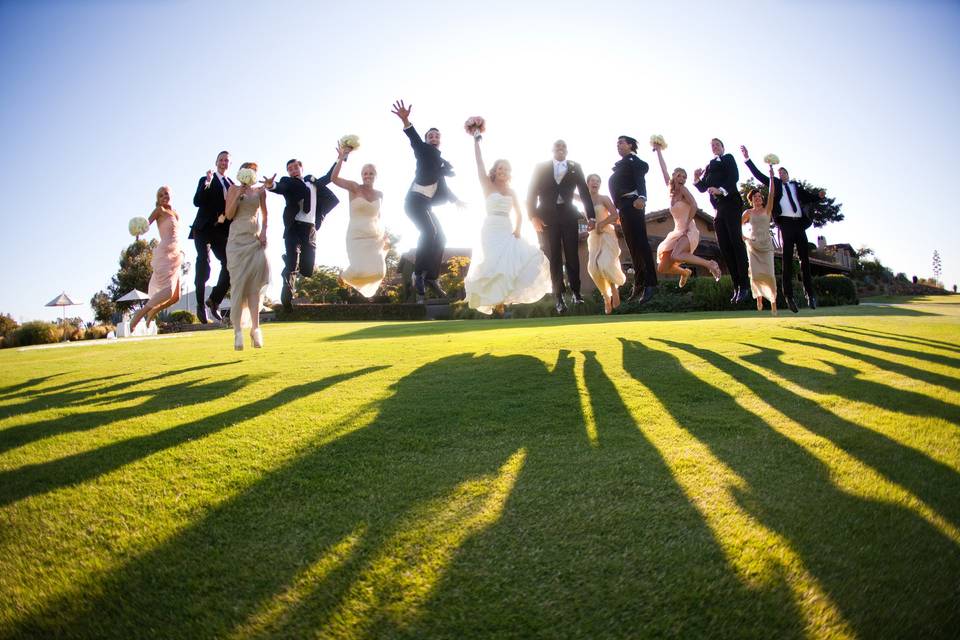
206;298;223;323
571;293;585;305
730;287;740;304
416;293;425;304
425;279;447;298
251;328;263;349
555;295;568;314
627;286;643;302
787;297;799;313
736;288;752;305
197;307;208;324
280;281;293;312
637;286;657;305
806;295;817;310
234;331;244;351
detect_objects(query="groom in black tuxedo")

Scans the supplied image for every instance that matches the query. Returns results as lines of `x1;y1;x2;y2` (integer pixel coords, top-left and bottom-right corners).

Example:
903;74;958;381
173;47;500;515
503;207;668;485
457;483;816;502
527;139;596;314
264;159;339;311
391;99;463;302
741;145;825;312
694;138;750;303
190;150;233;323
609;135;657;304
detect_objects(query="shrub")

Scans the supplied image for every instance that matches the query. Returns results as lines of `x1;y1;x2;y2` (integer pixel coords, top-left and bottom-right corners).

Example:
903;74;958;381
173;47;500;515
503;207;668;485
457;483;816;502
9;321;62;347
84;325;114;340
168;310;198;325
275;303;428;322
0;313;17;337
813;274;858;306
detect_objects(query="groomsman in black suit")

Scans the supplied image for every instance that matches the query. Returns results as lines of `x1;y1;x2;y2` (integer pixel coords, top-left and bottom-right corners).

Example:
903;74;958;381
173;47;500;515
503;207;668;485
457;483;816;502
190;150;233;323
263;159;339;311
609;135;657;304
741;145;825;312
527;139;596;314
694;138;750;303
391;99;464;302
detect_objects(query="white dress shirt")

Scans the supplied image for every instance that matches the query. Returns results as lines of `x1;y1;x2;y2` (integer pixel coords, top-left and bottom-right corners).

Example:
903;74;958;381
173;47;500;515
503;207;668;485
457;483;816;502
295;179;317;223
779;181;801;218
553;159;568;203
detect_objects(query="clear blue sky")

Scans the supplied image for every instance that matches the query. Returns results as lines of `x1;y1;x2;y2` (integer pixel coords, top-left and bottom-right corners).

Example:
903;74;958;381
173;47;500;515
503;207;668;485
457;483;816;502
1;0;958;321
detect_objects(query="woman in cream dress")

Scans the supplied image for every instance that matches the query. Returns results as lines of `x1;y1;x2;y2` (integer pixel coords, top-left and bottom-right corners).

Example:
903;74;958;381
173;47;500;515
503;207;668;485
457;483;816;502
130;186;182;331
652;144;721;286
584;173;626;314
463;133;551;315
224;162;270;349
331;144;387;297
742;167;778;314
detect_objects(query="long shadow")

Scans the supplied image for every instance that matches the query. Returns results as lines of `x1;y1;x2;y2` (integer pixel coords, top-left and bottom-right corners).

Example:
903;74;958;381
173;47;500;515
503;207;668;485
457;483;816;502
662;338;960;530
823;324;960;355
621;338;960;638
776;337;960;394
794;327;960;371
0;361;240;422
10;352;805;639
0;373;65;399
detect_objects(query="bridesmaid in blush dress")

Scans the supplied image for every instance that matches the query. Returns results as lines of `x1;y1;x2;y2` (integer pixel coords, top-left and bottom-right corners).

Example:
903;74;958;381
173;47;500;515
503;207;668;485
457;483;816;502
330;144;387;298
130;186;182;331
652;144;721;287
584;173;626;314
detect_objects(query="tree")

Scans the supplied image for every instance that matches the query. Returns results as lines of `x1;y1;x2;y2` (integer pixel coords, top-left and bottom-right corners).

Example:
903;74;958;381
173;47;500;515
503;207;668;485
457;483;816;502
738;178;844;227
933;250;942;285
106;239;157;310
90;291;117;323
0;313;17;337
439;256;470;300
297;265;342;303
383;228;402;282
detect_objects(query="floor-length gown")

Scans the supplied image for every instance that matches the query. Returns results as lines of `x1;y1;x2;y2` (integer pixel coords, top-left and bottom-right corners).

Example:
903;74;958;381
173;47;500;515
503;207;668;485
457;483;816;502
226;188;270;328
464;192;551;314
146;210;182;307
341;197;387;298
656;199;700;266
744;211;777;302
586;200;626;297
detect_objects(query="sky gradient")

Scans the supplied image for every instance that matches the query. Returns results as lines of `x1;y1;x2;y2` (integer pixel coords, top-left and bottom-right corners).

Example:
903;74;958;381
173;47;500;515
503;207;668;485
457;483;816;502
1;0;958;321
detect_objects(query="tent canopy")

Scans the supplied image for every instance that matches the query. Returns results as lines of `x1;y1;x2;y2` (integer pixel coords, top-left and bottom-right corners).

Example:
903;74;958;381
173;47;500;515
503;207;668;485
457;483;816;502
115;289;150;302
45;292;78;307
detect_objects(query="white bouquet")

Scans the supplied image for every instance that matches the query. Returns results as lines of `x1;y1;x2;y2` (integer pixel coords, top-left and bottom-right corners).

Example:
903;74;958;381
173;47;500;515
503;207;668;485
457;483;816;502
128;216;149;237
464;116;486;138
650;134;667;150
236;167;257;186
339;134;360;151
763;153;780;165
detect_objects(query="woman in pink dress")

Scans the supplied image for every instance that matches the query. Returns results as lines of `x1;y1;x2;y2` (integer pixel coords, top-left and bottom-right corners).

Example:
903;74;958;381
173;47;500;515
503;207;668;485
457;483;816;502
652;144;721;286
130;186;182;330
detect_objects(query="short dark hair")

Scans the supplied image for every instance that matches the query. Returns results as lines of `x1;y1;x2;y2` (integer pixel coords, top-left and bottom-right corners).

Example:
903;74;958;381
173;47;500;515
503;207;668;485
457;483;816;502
425;127;440;136
618;136;638;152
712;138;724;149
217;150;229;158
286;158;301;167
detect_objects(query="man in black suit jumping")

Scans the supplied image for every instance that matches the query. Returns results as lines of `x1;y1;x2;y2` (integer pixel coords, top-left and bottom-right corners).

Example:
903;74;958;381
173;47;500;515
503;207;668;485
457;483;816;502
190;150;232;323
609;135;657;305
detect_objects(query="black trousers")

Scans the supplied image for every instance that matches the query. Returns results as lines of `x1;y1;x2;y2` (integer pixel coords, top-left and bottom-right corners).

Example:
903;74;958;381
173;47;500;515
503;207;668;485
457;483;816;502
193;226;230;310
779;218;813;298
541;217;582;296
282;222;317;280
405;191;446;280
617;196;657;288
714;196;749;289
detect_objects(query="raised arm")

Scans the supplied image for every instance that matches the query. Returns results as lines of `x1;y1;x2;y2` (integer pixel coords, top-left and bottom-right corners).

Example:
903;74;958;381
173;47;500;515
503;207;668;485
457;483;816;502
655;147;670;186
330;145;360;195
474;136;493;195
740;145;767;183
766;166;776;216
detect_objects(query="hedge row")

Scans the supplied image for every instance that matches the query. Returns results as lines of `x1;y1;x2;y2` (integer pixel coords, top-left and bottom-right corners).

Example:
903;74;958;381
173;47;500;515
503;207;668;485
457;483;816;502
274;303;428;322
1;321;116;348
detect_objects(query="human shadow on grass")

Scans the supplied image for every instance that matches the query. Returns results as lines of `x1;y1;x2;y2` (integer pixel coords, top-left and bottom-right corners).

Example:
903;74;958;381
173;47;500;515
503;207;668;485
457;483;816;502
623;338;960;639
793;327;960;371
11;353;804;639
0;362;240;422
775;336;960;394
664;338;960;531
822;324;960;355
0;373;65;399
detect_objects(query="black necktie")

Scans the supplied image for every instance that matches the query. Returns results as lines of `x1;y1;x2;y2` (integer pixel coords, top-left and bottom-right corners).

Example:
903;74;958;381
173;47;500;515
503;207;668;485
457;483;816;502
301;178;311;214
221;177;229;191
784;181;798;213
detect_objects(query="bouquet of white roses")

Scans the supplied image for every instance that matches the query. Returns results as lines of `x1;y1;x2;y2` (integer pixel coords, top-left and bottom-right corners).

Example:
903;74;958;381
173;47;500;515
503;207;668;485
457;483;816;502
763;153;780;165
339;134;360;152
464;116;486;138
236;168;257;186
650;134;667;150
128;216;149;237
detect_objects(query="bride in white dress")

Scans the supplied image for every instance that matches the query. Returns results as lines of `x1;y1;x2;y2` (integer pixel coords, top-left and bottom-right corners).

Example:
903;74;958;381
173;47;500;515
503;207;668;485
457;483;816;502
331;144;387;297
463;134;551;315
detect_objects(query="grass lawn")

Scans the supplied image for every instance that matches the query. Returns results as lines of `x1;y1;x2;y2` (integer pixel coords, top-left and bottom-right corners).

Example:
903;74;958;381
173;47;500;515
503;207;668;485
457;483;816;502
861;293;960;304
1;304;958;639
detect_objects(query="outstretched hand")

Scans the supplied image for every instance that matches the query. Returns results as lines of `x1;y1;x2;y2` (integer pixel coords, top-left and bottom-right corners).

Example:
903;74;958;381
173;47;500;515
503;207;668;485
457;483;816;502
740;145;749;160
205;169;214;184
768;164;775;177
391;99;412;126
455;199;468;210
336;143;351;161
260;173;277;189
694;168;704;181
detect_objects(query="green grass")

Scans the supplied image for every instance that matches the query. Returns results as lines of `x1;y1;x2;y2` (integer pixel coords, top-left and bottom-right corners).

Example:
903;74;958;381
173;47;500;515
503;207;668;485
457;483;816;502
1;304;958;639
861;293;960;304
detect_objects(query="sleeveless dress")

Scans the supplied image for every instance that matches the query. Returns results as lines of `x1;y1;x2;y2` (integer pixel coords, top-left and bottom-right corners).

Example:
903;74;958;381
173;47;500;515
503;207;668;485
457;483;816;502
341;197;387;298
464;192;552;314
226;188;270;328
146;210;182;307
744;211;777;302
656;199;700;264
586;199;626;297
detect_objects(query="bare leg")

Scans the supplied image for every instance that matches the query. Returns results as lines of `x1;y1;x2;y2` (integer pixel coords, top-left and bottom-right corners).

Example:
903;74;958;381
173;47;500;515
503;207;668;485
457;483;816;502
771;299;778;316
611;286;621;310
248;293;261;331
129;305;150;331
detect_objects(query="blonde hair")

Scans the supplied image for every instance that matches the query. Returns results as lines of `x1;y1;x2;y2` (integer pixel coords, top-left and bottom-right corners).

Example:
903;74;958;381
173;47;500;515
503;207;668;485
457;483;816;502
669;168;687;198
489;159;511;183
153;185;176;217
361;163;377;176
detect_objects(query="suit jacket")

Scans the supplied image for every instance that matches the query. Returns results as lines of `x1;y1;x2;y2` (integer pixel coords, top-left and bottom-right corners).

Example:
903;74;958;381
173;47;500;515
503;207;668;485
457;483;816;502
527;160;596;223
694;153;740;210
744;158;818;228
608;153;649;206
270;163;340;233
404;125;457;205
190;174;232;239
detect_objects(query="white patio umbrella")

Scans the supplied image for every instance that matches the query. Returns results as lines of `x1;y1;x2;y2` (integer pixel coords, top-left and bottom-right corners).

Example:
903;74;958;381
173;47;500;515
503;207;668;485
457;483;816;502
45;292;80;322
115;289;150;307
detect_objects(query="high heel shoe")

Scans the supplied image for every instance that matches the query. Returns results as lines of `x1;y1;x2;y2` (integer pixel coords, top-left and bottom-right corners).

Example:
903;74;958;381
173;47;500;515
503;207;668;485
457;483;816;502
678;268;691;288
251;328;263;349
234;331;244;351
709;261;722;282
